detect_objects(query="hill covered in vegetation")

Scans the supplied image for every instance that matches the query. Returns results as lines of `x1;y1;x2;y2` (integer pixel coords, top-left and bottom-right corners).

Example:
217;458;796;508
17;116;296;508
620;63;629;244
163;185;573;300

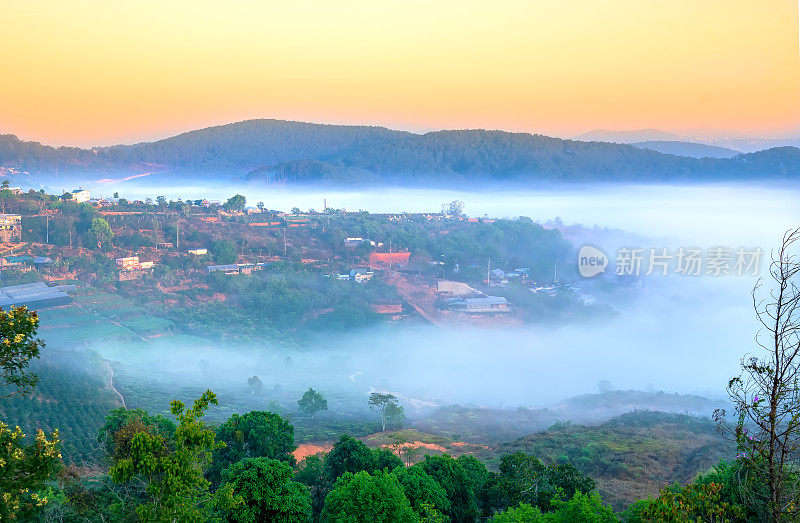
2;119;800;185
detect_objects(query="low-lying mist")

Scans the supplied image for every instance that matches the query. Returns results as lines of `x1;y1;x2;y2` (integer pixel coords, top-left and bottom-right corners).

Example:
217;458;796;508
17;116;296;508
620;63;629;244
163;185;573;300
49;180;800;417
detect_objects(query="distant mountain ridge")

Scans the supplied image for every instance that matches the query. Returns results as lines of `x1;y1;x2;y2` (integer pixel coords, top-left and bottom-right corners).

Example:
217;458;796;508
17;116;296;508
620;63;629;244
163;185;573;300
1;119;799;185
631;140;740;159
574;128;682;144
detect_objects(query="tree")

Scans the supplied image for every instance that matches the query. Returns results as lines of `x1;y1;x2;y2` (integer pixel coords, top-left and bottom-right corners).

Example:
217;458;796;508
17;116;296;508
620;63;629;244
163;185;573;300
321;470;416;522
369;392;404;431
0;307;45;398
491;492;616;522
0;422;61;520
419;454;479;522
211;411;296;484
295;454;329;518
628;483;744;522
89;217;114;249
392;465;450;519
298;388;328;417
247;376;263;395
714;228;800;520
97;407;176;462
324;435;378;481
442;200;464;218
221;457;312;523
212;239;238;264
156;195;167;208
109;390;235;521
225;194;247;213
256;202;265;212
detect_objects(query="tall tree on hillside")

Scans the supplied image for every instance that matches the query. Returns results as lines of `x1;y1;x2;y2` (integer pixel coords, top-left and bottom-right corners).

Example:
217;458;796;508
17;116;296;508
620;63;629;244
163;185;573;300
0;307;45;398
298;387;328;417
89;217;114;249
224;194;247;213
247;375;263;395
369;392;404;431
715;228;800;521
0;306;60;520
110;390;236;520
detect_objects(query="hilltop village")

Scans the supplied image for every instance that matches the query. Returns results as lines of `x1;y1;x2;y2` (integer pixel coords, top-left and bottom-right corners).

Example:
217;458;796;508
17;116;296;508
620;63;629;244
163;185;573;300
0;185;612;346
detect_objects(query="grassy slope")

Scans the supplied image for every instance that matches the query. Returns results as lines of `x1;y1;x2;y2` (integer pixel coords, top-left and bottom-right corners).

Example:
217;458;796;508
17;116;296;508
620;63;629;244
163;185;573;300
497;411;734;511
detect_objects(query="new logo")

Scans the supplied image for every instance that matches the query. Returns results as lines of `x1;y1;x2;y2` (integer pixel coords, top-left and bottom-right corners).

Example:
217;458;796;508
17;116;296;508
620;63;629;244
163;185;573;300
578;245;607;278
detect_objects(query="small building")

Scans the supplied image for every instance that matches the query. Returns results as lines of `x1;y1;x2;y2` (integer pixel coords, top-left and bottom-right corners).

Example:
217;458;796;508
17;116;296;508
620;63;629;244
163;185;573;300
116;256;140;269
116;256;155;281
0;214;22;243
187;248;208;256
462;296;510;312
437;280;478;297
68;189;91;203
0;282;74;309
207;262;269;276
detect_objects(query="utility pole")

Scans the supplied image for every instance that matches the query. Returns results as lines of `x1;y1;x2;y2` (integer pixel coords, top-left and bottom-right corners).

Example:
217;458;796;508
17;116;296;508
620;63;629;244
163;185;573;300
45;215;49;244
487;258;491;285
389;240;392;270
176;218;180;249
283;228;287;255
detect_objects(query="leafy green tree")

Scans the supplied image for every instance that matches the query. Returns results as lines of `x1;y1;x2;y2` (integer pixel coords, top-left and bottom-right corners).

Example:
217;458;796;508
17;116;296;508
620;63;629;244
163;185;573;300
89;217;114;249
321;470;416;522
211;411;296;484
492;492;616;522
221;457;312;523
324;435;378;481
491;452;596;512
224;194;247;212
295;454;329;518
212;239;238;264
626;483;743;522
0;307;45;398
322;434;403;484
298;387;328;417
393;465;450;519
0;421;61;519
419;454;479;522
490;502;543;522
109;390;235;521
373;447;403;472
0;305;60;519
369;392;404;431
98;407;176;459
247;375;263;395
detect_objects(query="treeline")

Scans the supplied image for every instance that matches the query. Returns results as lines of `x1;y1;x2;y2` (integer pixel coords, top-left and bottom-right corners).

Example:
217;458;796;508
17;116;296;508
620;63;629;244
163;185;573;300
5;389;755;522
4;120;800;183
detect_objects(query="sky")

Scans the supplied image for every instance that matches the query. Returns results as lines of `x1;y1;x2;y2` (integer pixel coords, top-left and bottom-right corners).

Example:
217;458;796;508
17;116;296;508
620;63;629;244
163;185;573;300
1;0;799;147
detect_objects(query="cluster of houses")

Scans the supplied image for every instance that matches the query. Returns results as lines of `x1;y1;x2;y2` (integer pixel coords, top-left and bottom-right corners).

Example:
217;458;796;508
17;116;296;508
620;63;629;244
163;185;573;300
0;214;22;243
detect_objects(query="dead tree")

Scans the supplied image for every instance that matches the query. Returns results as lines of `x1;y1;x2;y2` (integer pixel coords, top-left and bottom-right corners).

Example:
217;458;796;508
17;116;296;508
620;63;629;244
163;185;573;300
715;228;800;521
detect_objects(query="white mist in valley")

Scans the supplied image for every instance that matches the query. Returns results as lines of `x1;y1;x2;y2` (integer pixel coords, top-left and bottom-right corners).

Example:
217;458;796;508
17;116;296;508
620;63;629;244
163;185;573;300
58;181;800;413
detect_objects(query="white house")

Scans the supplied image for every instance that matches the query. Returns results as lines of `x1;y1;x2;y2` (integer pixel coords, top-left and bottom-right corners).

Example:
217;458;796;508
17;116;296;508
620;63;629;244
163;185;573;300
68;189;90;203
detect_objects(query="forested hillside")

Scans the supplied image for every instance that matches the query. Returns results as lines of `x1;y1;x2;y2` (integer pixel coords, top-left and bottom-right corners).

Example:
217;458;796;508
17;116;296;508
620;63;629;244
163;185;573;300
2;120;800;185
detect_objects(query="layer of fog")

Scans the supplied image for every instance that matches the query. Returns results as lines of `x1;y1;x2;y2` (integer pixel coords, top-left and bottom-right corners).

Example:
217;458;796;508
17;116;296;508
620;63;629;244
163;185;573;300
57;181;800;413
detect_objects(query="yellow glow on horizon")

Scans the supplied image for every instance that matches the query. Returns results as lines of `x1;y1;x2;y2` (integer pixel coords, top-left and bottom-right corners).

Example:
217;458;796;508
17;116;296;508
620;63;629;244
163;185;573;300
1;0;798;146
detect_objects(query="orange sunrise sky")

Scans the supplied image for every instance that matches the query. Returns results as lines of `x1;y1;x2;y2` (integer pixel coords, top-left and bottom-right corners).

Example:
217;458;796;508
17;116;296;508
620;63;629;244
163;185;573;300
1;0;799;147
